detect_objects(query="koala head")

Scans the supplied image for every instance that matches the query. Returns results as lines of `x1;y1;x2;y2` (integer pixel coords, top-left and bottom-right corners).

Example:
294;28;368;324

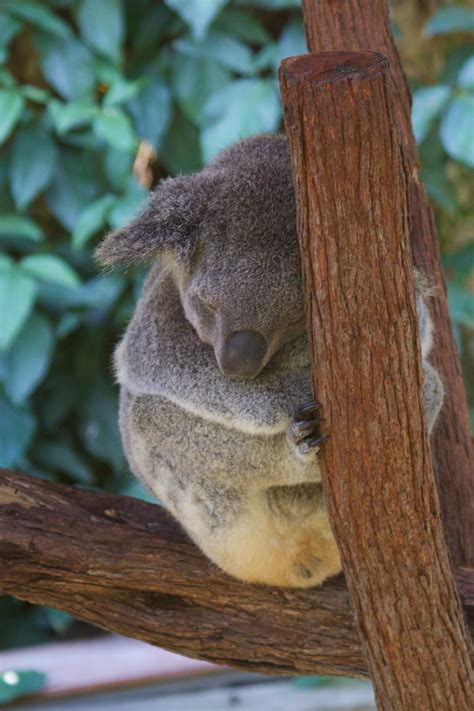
97;134;304;379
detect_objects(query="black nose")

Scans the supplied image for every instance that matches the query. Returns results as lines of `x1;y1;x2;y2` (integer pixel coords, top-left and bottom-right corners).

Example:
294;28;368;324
220;330;267;379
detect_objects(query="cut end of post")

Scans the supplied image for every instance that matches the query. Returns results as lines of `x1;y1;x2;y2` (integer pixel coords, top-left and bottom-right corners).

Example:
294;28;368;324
279;50;389;86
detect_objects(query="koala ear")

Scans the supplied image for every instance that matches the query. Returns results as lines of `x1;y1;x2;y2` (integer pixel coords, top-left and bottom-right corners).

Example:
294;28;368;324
95;174;210;267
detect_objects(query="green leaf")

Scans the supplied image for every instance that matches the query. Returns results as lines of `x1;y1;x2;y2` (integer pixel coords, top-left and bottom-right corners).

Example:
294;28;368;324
39;36;95;100
127;78;171;149
76;0;124;62
93;106;138;152
174;32;255;74
34;439;94;484
0;67;16;88
0;395;36;466
213;8;271;44
0;255;13;270
424;7;474;36
411;85;451;144
104;147;133;190
45;150;101;230
20;85;51;103
0;90;24;144
447;282;474;327
201;79;281;161
72;194;117;248
0;215;43;242
46;274;125;314
49;99;99;133
0;265;37;351
79;380;125;473
108;181;146;228
0;598;50;648
0;12;21;52
164;0;228;40
160;111;202;174
104;78;147;106
276;18;307;64
4;0;72;38
38;373;77;431
118;477;156;502
443;244;474;280
20;254;81;288
420;169;457;215
56;312;81;338
4;313;54;404
458;56;474;90
0;669;46;704
440;94;474;167
9;127;58;210
251;19;307;72
253;43;279;72
45;608;73;634
439;44;473;84
172;54;231;124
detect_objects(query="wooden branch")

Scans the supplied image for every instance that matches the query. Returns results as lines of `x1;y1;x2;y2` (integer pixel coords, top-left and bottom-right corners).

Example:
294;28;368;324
279;51;473;710
302;0;474;573
0;470;363;677
0;470;472;680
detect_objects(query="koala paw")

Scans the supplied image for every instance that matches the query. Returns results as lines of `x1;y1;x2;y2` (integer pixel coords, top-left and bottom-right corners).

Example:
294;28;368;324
288;400;328;458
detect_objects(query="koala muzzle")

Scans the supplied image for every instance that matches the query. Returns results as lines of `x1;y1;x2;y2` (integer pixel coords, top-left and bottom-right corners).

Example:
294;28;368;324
221;330;267;379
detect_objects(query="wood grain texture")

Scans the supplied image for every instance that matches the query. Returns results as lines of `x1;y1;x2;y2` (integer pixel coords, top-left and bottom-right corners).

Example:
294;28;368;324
0;470;472;681
0;470;363;678
302;0;474;573
279;50;473;711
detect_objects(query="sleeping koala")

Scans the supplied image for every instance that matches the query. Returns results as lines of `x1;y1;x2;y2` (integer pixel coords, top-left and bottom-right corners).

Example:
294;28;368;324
96;134;443;588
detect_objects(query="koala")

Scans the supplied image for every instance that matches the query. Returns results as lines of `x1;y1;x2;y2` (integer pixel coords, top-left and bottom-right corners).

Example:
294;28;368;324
96;134;444;588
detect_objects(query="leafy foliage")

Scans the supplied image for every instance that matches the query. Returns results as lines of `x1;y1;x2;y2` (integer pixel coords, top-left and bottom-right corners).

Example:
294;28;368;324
0;0;472;652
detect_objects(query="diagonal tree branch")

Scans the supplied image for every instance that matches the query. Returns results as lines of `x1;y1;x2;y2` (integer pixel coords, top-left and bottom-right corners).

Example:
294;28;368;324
0;470;472;679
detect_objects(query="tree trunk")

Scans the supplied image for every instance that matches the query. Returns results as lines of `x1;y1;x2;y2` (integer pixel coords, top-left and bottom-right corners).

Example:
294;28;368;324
302;0;474;573
279;50;473;710
0;470;473;680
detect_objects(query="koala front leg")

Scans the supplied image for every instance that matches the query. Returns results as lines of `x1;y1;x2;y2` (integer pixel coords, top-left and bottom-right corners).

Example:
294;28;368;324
287;400;328;460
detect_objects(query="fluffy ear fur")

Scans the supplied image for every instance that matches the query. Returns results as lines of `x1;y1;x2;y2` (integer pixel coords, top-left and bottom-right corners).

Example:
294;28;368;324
95;174;210;267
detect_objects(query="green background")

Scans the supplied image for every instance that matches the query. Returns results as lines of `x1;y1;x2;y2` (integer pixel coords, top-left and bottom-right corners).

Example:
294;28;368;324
0;1;472;695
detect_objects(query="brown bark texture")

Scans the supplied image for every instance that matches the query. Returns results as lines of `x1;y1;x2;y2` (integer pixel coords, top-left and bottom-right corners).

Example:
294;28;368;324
0;470;363;677
0;470;472;680
302;0;474;574
279;51;473;710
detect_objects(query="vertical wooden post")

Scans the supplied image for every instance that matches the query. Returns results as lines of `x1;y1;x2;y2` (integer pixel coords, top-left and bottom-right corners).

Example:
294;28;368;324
302;0;474;573
280;51;473;710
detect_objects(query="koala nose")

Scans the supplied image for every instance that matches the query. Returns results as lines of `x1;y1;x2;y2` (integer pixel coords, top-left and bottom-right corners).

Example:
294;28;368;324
221;330;267;379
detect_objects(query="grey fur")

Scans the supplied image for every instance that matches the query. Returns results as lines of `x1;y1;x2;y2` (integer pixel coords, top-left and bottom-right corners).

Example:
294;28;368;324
97;134;444;588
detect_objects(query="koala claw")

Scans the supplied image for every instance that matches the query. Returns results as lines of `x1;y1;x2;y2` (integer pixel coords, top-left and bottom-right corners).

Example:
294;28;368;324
292;417;324;440
288;401;328;457
294;400;320;419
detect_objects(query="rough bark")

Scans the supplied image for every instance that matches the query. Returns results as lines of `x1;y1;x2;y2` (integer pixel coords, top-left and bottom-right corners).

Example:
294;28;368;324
0;470;472;680
279;51;473;710
0;470;363;678
302;0;474;573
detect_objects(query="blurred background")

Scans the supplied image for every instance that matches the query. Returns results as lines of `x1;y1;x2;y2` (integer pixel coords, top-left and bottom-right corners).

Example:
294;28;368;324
0;0;472;707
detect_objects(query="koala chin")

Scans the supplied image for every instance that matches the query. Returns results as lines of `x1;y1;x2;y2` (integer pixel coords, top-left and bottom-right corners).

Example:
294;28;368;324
96;134;444;588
